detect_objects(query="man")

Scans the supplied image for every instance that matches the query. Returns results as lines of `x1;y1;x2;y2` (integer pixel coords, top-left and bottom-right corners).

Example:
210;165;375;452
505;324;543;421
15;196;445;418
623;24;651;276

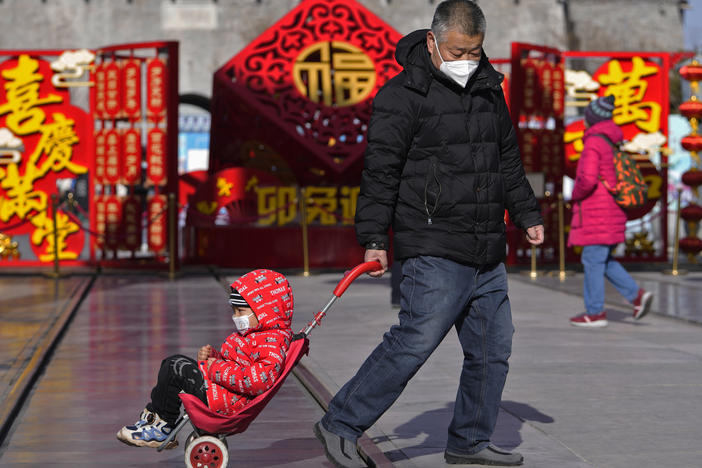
314;1;544;466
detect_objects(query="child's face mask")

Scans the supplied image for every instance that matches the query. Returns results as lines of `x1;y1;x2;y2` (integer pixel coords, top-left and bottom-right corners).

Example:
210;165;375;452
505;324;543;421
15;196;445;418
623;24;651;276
232;312;255;333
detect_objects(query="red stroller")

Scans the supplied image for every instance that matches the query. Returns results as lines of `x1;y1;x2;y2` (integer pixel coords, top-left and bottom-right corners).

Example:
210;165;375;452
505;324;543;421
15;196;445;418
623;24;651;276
156;261;382;468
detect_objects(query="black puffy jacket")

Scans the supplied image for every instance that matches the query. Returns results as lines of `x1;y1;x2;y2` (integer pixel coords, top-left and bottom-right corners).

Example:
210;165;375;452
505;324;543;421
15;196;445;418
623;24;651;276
355;29;542;266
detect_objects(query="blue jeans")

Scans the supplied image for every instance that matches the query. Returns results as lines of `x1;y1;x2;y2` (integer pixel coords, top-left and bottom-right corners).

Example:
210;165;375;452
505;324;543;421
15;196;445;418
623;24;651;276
321;256;514;455
581;245;639;315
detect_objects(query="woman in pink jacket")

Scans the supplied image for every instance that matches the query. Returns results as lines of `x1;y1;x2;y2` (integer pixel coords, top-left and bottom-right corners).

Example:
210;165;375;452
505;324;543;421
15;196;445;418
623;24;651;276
567;95;653;327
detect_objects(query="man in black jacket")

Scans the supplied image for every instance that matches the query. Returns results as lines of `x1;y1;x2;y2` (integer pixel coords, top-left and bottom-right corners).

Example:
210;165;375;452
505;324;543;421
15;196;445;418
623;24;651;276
314;1;543;466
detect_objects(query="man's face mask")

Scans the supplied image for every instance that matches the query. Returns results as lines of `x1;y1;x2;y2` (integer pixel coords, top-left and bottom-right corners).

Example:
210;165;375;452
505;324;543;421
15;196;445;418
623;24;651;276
232;312;255;333
434;40;479;88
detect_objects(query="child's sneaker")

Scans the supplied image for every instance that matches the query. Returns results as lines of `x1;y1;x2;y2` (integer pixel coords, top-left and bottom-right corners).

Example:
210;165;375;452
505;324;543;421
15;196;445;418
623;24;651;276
570;311;608;328
632;289;653;320
116;408;177;449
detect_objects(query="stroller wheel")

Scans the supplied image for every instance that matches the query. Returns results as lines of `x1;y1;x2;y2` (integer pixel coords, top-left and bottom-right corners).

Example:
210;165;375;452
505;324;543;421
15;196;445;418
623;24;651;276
184;435;229;468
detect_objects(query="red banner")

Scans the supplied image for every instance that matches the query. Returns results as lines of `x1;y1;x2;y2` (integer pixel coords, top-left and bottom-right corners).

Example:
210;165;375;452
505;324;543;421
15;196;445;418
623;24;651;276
146;58;166;122
94;129;106;185
103;61;122;119
148;194;167;253
122;128;142;185
104;195;122;250
122;195;142;251
94;63;106;119
146;127;167;186
123;59;141;120
104;129;121;185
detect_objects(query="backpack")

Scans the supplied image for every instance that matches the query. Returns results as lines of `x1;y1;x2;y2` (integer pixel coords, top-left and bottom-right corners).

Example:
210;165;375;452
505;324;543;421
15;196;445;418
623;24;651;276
592;134;648;210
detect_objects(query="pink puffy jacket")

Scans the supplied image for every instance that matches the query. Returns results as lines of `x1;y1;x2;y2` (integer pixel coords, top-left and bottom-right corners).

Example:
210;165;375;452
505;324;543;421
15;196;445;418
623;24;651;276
567;120;627;247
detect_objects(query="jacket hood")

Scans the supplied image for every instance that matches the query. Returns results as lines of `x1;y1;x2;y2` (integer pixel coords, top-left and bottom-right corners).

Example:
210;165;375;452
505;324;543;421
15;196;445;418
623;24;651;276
230;269;293;335
394;29;503;94
584;119;623;144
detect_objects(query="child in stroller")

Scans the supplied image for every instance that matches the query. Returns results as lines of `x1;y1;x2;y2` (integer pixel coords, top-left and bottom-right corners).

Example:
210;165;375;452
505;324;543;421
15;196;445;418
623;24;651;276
117;269;294;449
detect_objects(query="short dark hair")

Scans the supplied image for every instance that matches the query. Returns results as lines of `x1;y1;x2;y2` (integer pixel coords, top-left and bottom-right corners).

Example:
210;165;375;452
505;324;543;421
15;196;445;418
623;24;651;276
431;0;486;42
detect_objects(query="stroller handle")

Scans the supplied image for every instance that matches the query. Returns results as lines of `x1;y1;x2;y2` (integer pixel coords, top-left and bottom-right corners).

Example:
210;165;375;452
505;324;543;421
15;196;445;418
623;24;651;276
333;261;383;297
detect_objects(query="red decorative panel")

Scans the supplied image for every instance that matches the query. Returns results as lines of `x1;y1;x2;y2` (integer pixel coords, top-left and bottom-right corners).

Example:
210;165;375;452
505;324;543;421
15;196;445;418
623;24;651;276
122;195;142;251
146;58;166;122
210;0;402;185
122;128;142;185
104;128;121;184
103;61;122;119
148;194;167;253
146;127;166;186
123;59;141;120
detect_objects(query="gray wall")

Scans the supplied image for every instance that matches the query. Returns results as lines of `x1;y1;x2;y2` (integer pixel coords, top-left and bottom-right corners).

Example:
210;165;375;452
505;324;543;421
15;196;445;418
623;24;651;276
0;0;686;98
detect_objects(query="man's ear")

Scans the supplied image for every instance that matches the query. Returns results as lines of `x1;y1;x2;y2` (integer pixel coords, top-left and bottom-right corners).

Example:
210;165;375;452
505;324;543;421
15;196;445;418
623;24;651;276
426;30;435;55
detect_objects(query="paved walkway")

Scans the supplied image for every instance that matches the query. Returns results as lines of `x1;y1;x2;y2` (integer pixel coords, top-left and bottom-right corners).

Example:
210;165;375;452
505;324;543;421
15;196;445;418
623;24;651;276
1;266;701;467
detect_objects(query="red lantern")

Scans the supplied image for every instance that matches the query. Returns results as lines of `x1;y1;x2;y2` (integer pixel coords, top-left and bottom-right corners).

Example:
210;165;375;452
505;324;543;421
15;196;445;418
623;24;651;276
679;236;702;256
104;195;122;250
94;129;106;185
682;169;702;188
681;135;702;153
94;63;106;119
104;129;122;185
123;59;142;120
122;128;142;185
146;58;167;122
103;61;122;119
679;99;702;120
94;196;106;249
679;62;702;83
681;203;702;223
146;127;167;186
122;196;142;251
148;194;167;253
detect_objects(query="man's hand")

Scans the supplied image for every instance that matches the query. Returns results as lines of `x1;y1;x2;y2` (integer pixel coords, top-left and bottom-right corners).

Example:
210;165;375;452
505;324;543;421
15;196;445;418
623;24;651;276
526;224;544;245
364;249;388;277
198;345;213;361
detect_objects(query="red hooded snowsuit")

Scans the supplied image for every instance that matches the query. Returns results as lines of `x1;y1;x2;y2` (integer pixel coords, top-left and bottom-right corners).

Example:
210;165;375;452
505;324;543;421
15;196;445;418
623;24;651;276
198;269;293;416
567;120;627;247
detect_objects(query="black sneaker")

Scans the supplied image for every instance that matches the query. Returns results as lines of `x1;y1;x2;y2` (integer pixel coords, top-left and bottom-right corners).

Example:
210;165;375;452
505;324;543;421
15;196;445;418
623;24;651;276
445;445;524;466
314;421;366;468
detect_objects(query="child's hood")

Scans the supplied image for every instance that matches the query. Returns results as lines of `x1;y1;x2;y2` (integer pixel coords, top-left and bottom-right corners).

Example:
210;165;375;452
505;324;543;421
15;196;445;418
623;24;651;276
231;269;293;334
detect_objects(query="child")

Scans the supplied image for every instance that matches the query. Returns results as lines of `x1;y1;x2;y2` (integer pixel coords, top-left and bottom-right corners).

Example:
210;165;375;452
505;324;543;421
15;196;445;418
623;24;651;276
117;269;294;448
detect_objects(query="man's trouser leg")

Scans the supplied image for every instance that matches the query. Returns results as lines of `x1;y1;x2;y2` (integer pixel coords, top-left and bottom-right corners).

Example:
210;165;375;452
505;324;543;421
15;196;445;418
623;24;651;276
321;256;476;441
447;263;514;454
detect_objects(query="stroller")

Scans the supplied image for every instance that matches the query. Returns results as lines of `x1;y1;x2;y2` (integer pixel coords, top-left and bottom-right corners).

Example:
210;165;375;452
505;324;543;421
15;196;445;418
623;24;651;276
156;261;382;468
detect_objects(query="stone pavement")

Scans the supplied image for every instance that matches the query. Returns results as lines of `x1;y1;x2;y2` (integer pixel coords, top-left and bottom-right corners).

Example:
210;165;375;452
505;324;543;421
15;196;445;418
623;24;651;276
1;265;702;467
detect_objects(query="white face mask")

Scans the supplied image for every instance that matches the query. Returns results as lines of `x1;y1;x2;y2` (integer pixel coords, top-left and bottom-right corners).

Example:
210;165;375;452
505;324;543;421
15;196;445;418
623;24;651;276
232;313;254;333
435;40;480;87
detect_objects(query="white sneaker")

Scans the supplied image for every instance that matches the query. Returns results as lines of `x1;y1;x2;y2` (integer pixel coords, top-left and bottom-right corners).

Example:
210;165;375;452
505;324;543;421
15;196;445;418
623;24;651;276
117;408;177;449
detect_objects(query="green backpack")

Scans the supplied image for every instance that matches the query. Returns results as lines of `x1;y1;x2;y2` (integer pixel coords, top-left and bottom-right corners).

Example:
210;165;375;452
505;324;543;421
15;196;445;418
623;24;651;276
593;134;648;210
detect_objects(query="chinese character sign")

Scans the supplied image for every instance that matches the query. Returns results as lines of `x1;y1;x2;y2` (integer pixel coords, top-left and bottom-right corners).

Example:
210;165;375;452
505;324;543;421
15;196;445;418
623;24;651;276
0;54;91;263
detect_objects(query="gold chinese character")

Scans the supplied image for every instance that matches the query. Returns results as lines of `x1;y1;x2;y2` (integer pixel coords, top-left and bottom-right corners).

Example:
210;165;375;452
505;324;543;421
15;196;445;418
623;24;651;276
306;186;338;225
598;57;661;133
293;41;376;107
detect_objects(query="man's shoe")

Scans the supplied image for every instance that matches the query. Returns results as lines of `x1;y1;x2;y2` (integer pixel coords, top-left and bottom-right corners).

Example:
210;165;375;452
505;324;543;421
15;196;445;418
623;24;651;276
445;446;524;466
569;311;608;328
314;421;365;468
117;408;177;449
632;289;653;320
